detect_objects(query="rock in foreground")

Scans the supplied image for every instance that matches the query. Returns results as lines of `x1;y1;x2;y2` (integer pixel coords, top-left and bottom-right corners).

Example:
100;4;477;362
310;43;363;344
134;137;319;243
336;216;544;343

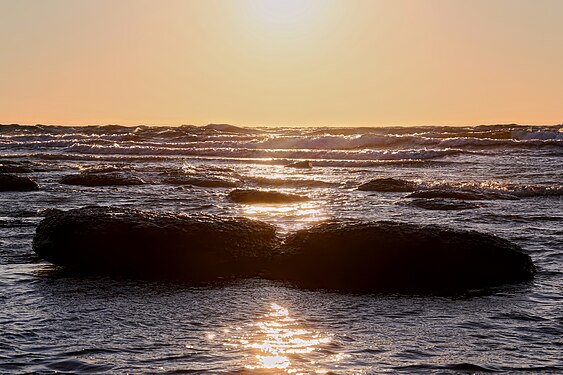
33;208;535;294
270;220;535;293
0;174;40;191
228;189;310;204
33;206;277;280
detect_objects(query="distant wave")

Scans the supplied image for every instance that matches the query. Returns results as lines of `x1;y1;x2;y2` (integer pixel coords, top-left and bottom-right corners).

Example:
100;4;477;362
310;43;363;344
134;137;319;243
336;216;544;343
65;143;465;161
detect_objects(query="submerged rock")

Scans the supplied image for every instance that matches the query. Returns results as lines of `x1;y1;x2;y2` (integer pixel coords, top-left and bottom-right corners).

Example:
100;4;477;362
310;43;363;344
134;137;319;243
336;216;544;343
163;176;238;188
405;198;481;211
270;220;535;293
284;160;313;169
406;189;518;200
60;173;145;187
33;206;277;280
358;178;418;192
0;174;40;191
228;189;310;204
0;163;34;174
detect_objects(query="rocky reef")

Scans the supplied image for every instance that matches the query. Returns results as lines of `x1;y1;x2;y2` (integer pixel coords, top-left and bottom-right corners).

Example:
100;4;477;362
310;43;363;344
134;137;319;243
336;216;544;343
33;207;535;294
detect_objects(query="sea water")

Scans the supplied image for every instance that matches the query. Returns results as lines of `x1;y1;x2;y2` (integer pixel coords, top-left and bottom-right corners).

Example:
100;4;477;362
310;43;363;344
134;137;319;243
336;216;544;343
0;124;561;373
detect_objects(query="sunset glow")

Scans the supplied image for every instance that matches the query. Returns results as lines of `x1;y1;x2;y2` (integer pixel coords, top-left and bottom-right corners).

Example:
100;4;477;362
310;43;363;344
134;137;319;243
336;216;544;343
1;0;562;126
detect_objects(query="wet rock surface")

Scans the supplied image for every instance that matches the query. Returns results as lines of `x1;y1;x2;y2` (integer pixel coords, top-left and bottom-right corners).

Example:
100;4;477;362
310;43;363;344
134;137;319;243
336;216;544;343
60;173;145;186
228;189;310;204
405;198;481;210
406;188;518;200
33;206;278;280
270;220;535;293
33;207;536;294
0;174;40;191
358;178;418;192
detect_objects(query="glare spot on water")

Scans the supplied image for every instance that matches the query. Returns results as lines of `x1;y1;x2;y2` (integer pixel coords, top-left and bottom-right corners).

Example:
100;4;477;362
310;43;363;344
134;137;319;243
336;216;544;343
214;302;334;372
240;202;328;233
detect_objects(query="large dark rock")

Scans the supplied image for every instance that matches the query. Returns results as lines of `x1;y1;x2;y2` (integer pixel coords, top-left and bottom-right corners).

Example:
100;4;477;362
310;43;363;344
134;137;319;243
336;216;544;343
33;206;278;280
228;189;310;204
32;207;535;294
60;173;145;187
358;178;418;192
0;174;40;191
269;220;535;293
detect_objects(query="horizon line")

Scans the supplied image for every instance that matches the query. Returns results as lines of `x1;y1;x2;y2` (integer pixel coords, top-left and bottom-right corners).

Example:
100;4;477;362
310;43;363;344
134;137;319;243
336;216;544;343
1;122;562;128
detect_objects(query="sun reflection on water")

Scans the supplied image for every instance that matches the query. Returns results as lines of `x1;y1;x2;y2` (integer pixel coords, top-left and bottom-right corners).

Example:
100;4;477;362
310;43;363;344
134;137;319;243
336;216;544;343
240;202;328;233
215;303;335;373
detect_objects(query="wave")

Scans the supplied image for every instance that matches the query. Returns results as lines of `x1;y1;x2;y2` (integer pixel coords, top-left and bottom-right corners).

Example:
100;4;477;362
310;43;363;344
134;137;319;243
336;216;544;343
65;143;464;161
2;124;561;151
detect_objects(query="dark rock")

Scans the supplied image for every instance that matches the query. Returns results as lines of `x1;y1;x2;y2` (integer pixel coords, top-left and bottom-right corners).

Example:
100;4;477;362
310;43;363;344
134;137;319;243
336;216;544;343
228;189;310;204
163;176;238;188
33;206;278;280
269;220;535;293
285;160;313;169
60;173;145;187
0;174;40;191
405;198;481;210
0;163;34;173
358;178;418;192
80;164;131;174
204;123;256;134
406;189;518;200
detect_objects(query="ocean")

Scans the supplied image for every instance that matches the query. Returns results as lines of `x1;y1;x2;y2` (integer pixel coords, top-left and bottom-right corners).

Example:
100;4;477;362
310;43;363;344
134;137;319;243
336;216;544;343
0;123;561;373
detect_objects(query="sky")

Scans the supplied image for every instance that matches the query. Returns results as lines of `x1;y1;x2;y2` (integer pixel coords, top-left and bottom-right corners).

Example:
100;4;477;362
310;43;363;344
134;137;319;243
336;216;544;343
1;0;562;127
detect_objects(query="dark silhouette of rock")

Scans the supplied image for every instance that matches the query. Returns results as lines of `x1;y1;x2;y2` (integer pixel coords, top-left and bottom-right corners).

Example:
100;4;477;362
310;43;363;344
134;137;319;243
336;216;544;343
228;189;310;204
60;173;145;187
406;198;481;210
406;189;518;200
0;163;34;173
269;220;535;293
33;207;536;294
163;176;238;188
33;206;277;280
80;164;131;174
204;123;256;134
358;178;418;192
285;160;313;169
0;174;40;191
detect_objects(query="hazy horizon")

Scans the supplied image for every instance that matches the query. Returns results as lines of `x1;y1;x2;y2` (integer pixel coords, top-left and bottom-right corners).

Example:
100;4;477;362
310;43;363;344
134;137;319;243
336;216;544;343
2;121;563;128
1;0;563;126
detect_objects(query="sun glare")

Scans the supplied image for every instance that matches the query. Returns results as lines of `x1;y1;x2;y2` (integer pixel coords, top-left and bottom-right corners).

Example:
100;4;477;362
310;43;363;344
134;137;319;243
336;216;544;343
236;0;332;34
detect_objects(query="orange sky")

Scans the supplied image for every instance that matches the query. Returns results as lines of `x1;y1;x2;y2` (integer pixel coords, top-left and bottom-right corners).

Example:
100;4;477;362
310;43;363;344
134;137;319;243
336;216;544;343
1;0;562;127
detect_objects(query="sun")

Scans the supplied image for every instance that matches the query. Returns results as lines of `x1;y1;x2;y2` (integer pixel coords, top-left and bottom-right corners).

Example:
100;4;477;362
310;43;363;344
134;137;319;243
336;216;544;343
237;0;331;34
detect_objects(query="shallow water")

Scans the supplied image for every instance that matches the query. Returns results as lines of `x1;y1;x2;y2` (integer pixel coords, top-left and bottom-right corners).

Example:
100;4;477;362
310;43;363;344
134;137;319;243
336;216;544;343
0;124;561;373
